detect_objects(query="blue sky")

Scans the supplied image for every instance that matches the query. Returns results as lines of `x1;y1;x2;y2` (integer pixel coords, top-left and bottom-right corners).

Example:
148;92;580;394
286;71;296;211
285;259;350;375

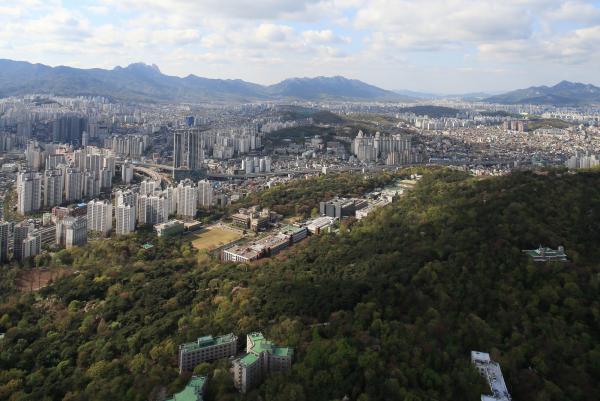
1;0;600;93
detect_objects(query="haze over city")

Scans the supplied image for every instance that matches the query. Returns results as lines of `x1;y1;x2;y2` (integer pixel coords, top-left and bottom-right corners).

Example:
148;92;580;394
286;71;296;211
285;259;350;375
2;0;600;92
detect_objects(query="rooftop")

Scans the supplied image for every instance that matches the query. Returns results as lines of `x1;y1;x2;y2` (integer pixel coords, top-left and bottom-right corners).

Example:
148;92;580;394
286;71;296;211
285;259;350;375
247;332;293;358
155;219;184;229
523;245;567;261
180;333;237;353
165;376;207;401
273;347;294;357
279;224;306;236
238;352;259;367
224;244;262;260
306;216;336;228
471;351;511;401
254;233;289;249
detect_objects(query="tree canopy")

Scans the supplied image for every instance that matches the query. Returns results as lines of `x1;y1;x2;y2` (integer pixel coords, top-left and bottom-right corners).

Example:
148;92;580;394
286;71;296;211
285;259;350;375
0;168;599;401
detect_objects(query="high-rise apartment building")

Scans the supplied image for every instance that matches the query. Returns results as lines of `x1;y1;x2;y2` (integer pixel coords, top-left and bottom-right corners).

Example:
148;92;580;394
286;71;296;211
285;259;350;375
351;131;414;164
115;189;137;207
173;129;204;170
64;168;83;202
0;221;10;262
82;171;101;198
46;154;67;170
176;180;197;218
42;169;64;208
12;222;31;261
25;141;45;170
100;168;112;190
115;204;136;235
21;232;42;260
16;171;42;215
52;116;87;145
56;216;87;249
162;186;178;215
121;162;134;184
137;194;168;225
87;200;113;236
104;135;148;159
139;179;160;196
197;180;213;208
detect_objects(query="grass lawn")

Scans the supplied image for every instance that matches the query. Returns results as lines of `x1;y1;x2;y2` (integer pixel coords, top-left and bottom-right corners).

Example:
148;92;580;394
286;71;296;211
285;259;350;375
191;227;243;251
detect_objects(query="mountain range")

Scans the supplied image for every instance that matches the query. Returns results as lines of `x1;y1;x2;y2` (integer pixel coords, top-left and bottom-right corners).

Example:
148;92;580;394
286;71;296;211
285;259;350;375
2;59;599;106
485;81;600;106
0;59;408;103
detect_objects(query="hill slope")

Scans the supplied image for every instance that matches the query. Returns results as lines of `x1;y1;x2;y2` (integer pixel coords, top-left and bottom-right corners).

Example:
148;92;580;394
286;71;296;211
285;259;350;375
485;81;600;106
0;169;599;401
0;59;408;103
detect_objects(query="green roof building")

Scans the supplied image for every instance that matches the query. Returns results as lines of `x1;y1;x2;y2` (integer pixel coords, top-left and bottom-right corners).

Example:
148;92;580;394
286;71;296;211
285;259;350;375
178;333;238;373
165;376;207;401
523;245;568;262
279;225;308;244
232;332;293;393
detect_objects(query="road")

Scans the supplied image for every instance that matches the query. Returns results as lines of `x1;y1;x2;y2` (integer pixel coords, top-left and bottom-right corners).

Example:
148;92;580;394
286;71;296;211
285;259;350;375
116;160;174;185
119;159;418;183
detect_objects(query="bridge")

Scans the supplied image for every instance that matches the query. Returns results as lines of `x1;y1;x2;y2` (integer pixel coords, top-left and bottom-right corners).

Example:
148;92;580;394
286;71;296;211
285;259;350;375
117;160;404;184
115;160;174;185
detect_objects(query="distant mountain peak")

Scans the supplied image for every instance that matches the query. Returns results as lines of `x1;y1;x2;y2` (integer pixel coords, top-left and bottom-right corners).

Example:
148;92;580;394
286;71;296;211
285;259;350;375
267;75;408;101
113;62;161;74
485;80;600;106
554;80;581;89
0;59;407;103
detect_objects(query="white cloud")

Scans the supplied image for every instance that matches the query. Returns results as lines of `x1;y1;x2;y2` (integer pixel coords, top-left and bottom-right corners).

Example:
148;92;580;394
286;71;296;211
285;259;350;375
0;0;599;91
478;25;600;64
354;0;542;49
545;1;600;25
98;0;332;20
302;29;350;44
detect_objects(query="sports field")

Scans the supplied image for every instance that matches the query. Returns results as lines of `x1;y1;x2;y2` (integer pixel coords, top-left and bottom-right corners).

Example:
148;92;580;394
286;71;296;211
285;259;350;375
191;227;243;250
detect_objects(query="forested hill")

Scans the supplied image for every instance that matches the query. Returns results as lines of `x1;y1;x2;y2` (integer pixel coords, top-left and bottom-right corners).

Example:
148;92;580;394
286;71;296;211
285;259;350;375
0;169;599;401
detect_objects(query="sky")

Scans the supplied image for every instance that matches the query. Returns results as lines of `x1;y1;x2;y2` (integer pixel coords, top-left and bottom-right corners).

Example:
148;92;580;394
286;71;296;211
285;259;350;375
1;0;600;93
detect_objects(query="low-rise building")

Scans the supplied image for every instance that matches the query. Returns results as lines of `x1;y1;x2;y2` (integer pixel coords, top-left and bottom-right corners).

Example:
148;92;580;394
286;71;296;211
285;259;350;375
184;221;203;233
250;214;270;232
232;333;293;393
223;233;291;263
178;334;238;373
231;212;251;229
155;220;185;237
523;245;568;262
306;216;336;234
254;234;290;256
232;207;277;232
165;376;207;401
279;225;308;243
471;351;512;401
222;244;263;263
355;199;391;220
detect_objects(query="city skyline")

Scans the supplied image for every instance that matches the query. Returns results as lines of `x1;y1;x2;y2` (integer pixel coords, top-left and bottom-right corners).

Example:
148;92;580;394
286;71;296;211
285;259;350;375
1;0;600;93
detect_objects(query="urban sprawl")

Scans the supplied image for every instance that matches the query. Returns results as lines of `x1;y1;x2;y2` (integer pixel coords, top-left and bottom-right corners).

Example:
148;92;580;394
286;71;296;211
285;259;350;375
0;93;598;399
